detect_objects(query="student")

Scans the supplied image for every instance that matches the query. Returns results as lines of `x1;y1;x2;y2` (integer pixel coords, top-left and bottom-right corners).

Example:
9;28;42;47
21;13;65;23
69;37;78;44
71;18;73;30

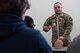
0;0;52;53
25;16;35;28
66;34;80;53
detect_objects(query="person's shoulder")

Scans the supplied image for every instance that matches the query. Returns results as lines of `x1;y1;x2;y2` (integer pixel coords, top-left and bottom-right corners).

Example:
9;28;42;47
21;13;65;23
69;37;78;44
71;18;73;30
68;34;80;48
67;34;80;53
23;28;44;42
21;27;41;37
47;14;55;19
16;26;41;37
63;12;73;21
25;27;40;33
71;34;80;43
63;12;71;17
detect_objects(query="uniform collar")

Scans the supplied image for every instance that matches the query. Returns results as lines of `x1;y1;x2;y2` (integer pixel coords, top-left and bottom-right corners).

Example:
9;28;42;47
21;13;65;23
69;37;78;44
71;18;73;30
52;12;64;18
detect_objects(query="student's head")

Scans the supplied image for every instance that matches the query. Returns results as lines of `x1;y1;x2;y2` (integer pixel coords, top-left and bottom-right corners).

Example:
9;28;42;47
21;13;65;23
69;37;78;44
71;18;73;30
0;0;30;17
53;2;62;14
25;16;35;28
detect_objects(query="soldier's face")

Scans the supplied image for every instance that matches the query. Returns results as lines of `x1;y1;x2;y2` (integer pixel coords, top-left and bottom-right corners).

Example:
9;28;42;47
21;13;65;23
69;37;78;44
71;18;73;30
54;3;62;14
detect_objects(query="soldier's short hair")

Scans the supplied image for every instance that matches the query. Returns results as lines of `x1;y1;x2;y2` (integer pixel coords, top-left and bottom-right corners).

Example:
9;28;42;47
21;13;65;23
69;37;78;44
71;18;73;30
54;2;62;6
0;0;30;12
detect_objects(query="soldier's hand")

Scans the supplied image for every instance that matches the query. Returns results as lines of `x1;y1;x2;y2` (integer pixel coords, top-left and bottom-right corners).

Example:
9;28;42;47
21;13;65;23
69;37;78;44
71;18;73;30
48;25;52;29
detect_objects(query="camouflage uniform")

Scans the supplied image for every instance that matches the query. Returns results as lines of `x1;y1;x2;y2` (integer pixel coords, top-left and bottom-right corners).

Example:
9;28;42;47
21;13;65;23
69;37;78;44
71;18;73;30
43;12;73;47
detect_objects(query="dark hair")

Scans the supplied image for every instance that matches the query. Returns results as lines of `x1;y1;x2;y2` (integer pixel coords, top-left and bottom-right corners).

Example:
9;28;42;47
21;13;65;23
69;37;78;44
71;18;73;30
0;0;30;12
25;16;35;28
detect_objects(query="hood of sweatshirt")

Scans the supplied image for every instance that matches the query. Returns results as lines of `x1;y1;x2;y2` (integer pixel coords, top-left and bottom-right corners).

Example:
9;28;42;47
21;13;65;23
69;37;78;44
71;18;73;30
0;13;26;39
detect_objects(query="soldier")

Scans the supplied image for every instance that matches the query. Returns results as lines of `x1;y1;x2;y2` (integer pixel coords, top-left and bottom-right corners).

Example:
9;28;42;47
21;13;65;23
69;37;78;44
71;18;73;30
43;2;73;47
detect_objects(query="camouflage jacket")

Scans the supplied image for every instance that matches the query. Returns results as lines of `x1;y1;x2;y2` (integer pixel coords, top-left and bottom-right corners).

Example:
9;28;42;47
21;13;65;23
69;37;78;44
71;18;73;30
43;12;73;46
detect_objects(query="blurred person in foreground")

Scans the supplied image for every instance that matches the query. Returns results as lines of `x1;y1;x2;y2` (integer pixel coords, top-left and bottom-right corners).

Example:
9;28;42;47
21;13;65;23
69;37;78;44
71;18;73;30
66;34;80;53
0;0;52;53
